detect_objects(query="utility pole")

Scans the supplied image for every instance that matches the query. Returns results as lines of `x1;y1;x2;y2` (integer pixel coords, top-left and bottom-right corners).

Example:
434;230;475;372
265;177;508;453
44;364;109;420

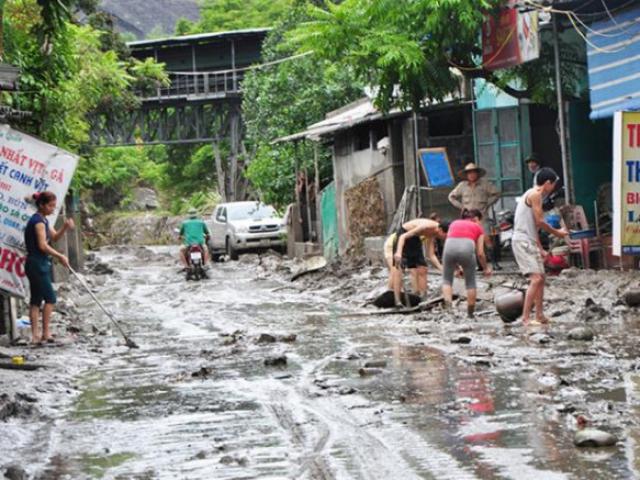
553;12;573;204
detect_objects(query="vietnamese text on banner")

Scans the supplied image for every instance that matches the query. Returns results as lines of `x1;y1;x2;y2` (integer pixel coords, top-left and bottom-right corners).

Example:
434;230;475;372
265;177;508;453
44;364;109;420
0;125;78;297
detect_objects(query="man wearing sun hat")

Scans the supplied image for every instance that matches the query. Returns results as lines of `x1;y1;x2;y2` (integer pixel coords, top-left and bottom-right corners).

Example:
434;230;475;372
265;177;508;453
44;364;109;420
448;163;500;221
448;162;501;268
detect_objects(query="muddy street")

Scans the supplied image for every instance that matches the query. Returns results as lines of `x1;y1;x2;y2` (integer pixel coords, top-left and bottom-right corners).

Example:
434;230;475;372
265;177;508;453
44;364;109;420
2;247;640;479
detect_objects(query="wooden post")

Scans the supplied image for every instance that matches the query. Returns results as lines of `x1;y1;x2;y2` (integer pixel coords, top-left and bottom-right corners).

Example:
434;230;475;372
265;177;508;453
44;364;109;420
294;142;301;242
314;143;321;243
229;105;240;201
304;165;312;242
231;40;237;91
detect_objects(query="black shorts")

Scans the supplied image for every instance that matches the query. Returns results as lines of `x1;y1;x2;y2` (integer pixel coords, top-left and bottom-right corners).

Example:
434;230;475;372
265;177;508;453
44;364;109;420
393;228;427;269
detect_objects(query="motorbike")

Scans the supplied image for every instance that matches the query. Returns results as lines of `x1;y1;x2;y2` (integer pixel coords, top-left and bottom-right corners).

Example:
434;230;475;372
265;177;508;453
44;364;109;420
186;244;207;281
490;209;515;251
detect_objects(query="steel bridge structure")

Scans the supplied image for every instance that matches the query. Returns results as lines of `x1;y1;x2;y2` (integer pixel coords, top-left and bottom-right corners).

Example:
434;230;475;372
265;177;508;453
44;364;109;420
88;28;268;147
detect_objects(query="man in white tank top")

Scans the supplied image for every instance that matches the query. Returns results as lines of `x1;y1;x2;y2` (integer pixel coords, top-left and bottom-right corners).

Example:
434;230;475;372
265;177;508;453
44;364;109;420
512;167;568;325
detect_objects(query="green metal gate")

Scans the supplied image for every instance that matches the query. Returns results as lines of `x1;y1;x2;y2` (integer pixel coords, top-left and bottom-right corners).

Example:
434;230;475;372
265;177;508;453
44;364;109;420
473;106;531;207
320;182;338;259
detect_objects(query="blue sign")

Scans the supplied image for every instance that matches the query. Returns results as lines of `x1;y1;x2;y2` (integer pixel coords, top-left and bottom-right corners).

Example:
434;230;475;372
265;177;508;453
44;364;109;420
418;148;454;188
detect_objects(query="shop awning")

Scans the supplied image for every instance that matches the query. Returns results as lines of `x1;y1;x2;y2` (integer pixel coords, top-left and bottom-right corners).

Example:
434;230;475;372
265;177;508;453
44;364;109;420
587;4;640;119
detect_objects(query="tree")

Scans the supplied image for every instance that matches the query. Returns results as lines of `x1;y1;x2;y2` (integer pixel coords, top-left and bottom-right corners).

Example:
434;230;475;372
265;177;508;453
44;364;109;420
242;9;363;207
193;0;293;33
286;0;592;112
1;0;169;207
290;0;502;111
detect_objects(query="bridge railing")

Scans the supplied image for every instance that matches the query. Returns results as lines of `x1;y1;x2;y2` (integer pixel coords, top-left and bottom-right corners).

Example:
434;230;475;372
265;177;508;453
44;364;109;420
143;70;245;99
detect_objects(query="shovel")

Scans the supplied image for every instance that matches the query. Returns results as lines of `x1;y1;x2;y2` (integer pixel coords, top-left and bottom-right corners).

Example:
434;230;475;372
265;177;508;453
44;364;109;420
69;267;139;349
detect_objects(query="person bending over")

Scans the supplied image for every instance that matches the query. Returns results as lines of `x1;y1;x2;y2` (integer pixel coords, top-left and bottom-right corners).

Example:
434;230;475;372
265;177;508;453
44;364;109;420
441;209;492;318
392;218;448;306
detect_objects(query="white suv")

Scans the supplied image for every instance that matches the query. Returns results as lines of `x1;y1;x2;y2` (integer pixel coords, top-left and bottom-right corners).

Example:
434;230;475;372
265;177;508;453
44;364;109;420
207;201;286;260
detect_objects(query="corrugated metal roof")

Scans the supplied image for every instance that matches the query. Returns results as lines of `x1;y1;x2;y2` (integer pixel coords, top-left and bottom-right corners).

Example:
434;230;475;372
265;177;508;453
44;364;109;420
274;94;463;144
127;28;271;49
586;3;640;119
273;98;399;143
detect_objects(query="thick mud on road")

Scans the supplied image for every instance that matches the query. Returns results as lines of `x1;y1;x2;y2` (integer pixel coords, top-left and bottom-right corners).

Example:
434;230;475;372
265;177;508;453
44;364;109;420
3;246;640;479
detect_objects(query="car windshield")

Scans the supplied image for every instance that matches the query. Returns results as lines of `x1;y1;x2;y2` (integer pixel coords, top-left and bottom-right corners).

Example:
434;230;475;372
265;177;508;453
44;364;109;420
228;203;277;221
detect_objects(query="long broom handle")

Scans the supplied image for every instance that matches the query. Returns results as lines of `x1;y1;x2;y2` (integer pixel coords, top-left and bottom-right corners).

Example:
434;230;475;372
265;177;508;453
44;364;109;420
68;267;130;340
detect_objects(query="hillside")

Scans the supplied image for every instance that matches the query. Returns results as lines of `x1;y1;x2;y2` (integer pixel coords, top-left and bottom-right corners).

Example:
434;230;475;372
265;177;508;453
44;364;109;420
99;0;200;39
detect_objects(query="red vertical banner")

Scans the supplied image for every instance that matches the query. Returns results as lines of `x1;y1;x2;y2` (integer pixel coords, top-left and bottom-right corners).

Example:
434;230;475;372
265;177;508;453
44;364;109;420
482;3;539;71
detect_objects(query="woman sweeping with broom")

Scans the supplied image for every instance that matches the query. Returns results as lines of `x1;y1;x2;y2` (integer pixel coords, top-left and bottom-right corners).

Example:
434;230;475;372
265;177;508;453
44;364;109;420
24;191;74;345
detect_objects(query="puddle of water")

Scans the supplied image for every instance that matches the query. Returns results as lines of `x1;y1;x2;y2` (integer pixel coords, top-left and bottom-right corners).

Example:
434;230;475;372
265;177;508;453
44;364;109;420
78;452;136;479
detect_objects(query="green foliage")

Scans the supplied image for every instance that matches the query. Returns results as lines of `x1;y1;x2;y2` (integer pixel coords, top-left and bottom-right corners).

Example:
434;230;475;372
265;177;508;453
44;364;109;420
174;17;195;36
76;146;166;192
165;191;221;216
1;0;170;208
193;0;294;33
242;8;363;207
291;0;501;111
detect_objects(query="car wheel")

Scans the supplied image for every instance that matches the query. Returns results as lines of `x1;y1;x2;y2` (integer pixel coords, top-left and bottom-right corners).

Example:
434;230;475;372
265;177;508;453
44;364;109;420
226;237;239;261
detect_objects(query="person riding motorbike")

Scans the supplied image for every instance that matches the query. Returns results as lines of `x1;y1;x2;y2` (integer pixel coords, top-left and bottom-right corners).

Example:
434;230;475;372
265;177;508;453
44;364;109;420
179;207;210;268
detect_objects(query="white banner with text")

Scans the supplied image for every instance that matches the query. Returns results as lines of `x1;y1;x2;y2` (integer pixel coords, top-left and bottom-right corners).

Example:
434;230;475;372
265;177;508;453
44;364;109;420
0;125;78;297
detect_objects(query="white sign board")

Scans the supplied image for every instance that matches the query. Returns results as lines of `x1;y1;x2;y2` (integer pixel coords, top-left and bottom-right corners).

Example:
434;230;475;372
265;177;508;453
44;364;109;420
0;125;78;297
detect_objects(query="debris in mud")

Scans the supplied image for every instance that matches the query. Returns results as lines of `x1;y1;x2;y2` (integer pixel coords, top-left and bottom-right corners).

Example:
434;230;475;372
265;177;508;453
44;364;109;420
372;290;421;309
3;464;27;480
567;327;595;341
191;367;213;378
220;330;244;345
255;333;297;344
450;336;472;345
555;403;576;414
536;373;560;393
255;333;277;344
359;367;383;376
529;333;552;344
55;298;79;317
574;428;617;447
339;386;356;395
219;455;248;466
193;450;208;460
264;355;287;367
416;328;431;335
0;393;36;421
89;261;115;275
363;360;387;368
622;290;640;307
579;298;608;322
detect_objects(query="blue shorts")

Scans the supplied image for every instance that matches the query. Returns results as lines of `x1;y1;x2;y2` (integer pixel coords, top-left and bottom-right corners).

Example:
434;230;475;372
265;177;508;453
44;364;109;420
25;256;56;306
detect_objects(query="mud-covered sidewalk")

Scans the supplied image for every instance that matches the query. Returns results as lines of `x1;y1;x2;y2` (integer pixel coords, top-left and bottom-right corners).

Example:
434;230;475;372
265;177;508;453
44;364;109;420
2;246;640;479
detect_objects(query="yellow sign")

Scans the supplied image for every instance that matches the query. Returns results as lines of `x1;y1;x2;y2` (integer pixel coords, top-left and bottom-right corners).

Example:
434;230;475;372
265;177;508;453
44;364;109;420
613;111;640;255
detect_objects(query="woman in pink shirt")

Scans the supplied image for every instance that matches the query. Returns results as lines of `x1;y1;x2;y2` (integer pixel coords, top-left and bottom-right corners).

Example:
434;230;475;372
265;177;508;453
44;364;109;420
442;209;492;317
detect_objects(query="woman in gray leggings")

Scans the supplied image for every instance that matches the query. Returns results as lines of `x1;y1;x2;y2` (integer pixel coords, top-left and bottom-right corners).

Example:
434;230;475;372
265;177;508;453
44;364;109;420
442;209;492;317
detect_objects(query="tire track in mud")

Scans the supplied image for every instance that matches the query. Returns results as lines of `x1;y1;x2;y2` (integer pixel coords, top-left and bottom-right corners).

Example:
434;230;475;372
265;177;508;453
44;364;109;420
267;349;479;480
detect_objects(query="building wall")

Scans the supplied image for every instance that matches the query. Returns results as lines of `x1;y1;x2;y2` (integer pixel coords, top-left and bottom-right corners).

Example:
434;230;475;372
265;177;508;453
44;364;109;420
568;101;612;221
333;129;401;254
400;106;475;221
424;106;475;219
